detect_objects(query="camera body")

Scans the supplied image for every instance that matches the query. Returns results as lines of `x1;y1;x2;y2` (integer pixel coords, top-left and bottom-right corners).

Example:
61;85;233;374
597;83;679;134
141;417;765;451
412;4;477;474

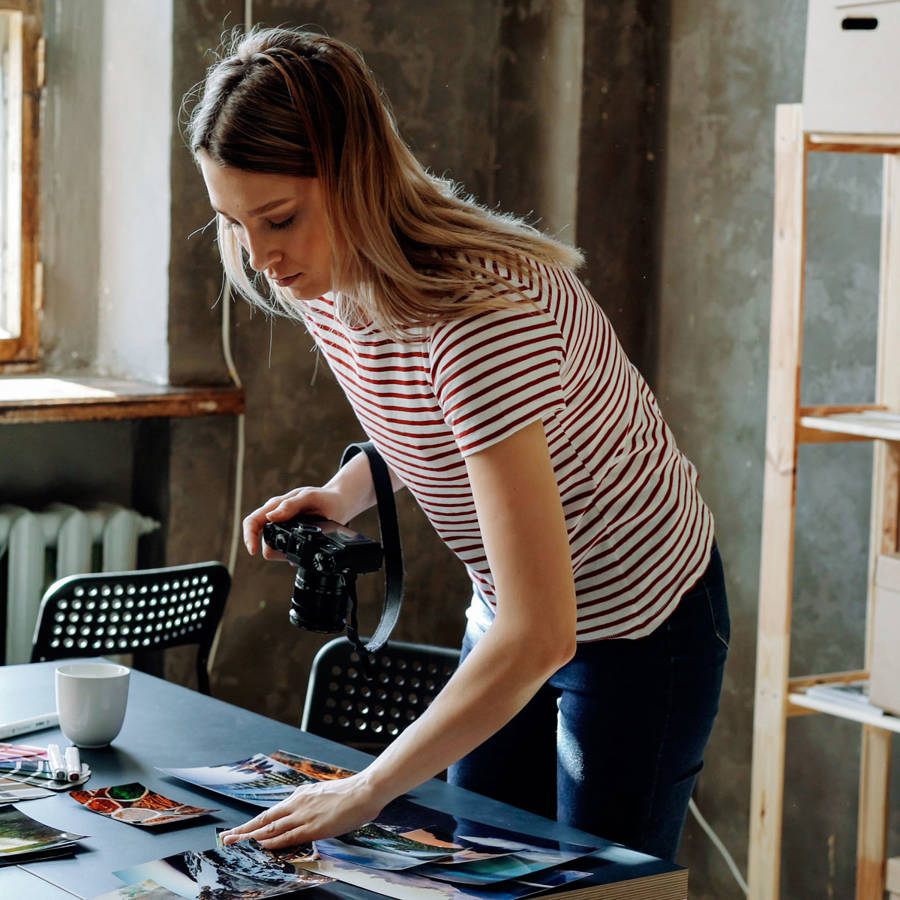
262;513;383;633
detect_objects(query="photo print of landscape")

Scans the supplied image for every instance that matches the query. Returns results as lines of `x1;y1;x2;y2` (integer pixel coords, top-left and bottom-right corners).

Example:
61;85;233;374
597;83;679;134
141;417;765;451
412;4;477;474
91;879;185;900
0;803;86;864
113;839;331;899
158;750;354;807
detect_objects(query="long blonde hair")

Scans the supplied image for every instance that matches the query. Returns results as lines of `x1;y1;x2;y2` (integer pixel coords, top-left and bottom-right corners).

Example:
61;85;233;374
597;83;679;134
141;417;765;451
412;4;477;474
187;27;583;338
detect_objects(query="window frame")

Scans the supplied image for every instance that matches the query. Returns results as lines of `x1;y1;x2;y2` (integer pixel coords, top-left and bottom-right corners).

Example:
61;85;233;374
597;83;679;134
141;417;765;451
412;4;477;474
0;0;40;367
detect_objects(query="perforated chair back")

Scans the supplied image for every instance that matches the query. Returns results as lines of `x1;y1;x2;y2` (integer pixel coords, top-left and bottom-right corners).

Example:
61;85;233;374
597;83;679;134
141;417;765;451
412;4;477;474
30;561;230;695
301;636;459;752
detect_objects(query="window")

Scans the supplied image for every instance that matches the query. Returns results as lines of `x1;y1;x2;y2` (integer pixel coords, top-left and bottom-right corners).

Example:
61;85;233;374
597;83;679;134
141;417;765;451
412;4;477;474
0;0;40;366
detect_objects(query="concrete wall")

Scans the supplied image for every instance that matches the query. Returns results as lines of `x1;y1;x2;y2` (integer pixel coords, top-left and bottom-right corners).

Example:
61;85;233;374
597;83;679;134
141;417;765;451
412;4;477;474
658;1;894;897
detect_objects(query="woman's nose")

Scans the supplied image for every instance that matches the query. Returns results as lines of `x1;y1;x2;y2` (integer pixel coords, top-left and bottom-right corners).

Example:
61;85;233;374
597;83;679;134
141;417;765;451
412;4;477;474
244;231;281;273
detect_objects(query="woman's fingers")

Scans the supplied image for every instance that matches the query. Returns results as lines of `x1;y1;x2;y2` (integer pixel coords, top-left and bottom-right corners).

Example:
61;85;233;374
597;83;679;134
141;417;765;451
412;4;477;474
223;811;309;847
221;800;294;843
257;823;312;849
243;488;310;554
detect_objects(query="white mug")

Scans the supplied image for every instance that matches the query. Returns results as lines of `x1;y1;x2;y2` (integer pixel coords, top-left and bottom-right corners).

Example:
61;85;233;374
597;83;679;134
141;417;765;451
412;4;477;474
55;662;130;748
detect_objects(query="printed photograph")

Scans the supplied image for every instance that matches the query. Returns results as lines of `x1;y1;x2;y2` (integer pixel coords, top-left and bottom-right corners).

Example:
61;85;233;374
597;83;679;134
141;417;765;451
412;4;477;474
310;799;594;886
71;782;218;827
299;853;590;900
0;804;85;859
268;748;356;781
378;796;596;859
214;828;316;866
114;841;332;899
89;878;186;900
416;850;592;886
317;821;459;870
159;754;317;807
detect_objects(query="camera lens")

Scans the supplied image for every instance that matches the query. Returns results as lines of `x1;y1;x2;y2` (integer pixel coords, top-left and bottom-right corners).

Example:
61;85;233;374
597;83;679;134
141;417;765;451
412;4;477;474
289;568;350;633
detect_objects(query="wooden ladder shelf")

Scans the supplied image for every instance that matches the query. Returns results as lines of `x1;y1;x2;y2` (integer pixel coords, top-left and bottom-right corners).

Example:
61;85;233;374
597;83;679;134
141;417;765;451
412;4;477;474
748;104;900;899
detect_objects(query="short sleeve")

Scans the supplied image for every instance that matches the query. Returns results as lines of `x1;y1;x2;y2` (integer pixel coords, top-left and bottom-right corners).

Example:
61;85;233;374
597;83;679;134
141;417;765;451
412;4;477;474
428;302;566;457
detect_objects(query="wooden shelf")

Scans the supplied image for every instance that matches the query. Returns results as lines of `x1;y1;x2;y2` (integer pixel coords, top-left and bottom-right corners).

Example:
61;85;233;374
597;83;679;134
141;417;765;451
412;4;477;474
0;375;244;424
799;409;900;443
749;106;900;899
807;132;900;155
788;692;900;734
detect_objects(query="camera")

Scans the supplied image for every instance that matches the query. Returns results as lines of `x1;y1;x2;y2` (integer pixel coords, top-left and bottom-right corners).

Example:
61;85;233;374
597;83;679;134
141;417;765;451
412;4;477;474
262;513;384;634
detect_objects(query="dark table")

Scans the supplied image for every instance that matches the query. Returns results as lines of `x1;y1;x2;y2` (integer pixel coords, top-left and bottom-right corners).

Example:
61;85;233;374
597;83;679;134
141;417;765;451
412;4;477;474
1;661;684;899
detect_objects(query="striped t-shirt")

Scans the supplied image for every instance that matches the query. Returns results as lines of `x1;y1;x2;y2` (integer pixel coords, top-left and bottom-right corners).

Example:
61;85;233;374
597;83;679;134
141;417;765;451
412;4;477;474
299;258;714;640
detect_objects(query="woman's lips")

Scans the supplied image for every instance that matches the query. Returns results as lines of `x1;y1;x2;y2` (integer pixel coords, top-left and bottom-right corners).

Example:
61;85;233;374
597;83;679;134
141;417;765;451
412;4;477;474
273;272;301;287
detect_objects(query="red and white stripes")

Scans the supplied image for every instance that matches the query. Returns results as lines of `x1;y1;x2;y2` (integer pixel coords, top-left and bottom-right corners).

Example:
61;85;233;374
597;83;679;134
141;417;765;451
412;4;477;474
300;258;713;640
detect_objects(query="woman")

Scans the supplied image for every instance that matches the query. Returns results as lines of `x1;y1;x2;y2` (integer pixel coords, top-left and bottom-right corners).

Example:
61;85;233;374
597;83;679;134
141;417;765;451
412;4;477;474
189;27;729;861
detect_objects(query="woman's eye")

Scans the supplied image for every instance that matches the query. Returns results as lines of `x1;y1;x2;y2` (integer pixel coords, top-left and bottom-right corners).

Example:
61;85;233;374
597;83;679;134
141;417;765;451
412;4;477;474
269;215;295;231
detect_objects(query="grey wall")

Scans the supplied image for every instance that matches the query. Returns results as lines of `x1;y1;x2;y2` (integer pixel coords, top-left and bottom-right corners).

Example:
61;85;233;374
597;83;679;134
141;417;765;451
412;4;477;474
658;1;891;897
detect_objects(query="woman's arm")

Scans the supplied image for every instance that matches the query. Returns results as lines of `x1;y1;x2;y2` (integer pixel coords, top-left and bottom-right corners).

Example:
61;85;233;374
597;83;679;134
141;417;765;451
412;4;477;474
223;418;577;848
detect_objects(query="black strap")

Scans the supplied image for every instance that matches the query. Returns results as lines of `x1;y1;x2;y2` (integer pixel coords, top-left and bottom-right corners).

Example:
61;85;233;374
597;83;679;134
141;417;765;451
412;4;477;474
339;441;404;654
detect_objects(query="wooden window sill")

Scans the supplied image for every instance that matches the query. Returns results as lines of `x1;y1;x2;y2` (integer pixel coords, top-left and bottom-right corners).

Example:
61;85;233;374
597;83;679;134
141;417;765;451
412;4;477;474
0;375;244;424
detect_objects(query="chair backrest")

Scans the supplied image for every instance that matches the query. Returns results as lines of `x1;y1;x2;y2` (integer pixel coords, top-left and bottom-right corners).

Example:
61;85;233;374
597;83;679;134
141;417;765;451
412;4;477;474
301;636;460;753
30;561;230;695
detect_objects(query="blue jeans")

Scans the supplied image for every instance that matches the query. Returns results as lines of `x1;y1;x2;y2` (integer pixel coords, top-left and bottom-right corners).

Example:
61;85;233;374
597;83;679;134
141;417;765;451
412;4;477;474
447;543;729;861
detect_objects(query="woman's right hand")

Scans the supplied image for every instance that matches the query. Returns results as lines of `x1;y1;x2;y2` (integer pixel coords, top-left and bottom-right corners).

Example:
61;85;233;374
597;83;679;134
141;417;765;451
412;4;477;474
243;486;350;559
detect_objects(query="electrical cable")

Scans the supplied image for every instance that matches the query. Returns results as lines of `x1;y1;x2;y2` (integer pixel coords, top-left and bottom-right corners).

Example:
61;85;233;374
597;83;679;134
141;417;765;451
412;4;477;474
220;0;253;577
688;798;748;896
222;279;245;576
208;1;253;681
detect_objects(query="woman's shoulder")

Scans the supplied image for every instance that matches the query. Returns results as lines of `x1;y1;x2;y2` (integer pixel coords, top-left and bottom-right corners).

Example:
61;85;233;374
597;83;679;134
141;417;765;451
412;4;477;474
436;250;572;304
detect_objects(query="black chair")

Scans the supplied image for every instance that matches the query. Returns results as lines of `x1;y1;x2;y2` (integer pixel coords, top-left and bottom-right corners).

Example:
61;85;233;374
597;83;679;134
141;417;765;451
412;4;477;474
301;636;460;753
30;561;230;696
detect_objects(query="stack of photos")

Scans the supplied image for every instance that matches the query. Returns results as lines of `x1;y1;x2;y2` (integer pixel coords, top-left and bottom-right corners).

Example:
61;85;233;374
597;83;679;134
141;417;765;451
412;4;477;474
161;750;601;900
0;741;91;790
299;796;598;900
113;836;332;899
158;750;354;807
0;803;86;865
71;783;218;827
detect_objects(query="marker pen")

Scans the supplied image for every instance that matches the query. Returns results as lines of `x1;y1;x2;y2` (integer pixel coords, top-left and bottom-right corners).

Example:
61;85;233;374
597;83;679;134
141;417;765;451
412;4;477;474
65;746;81;782
47;743;66;781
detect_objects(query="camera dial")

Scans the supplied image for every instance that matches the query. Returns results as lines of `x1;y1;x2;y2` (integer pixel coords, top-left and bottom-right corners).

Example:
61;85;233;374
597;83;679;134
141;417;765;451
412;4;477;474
313;551;335;573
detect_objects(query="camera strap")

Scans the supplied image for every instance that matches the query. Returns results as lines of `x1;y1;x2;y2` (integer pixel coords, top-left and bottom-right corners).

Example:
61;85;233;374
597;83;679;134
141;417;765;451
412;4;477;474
339;440;404;656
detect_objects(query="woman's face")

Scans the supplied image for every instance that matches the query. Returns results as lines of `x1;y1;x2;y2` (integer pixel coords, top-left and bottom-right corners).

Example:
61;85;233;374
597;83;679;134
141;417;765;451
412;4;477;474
199;152;333;301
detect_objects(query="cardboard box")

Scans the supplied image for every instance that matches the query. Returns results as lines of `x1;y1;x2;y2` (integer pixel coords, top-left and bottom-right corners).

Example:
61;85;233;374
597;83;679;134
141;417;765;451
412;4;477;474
887;855;900;893
803;0;900;134
869;554;900;715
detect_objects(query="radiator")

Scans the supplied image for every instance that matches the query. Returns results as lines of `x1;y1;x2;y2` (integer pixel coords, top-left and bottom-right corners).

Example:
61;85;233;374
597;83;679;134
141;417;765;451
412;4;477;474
0;503;160;665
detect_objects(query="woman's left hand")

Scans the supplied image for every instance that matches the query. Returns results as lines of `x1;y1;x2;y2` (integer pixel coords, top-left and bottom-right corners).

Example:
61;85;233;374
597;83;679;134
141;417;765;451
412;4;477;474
220;772;385;849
